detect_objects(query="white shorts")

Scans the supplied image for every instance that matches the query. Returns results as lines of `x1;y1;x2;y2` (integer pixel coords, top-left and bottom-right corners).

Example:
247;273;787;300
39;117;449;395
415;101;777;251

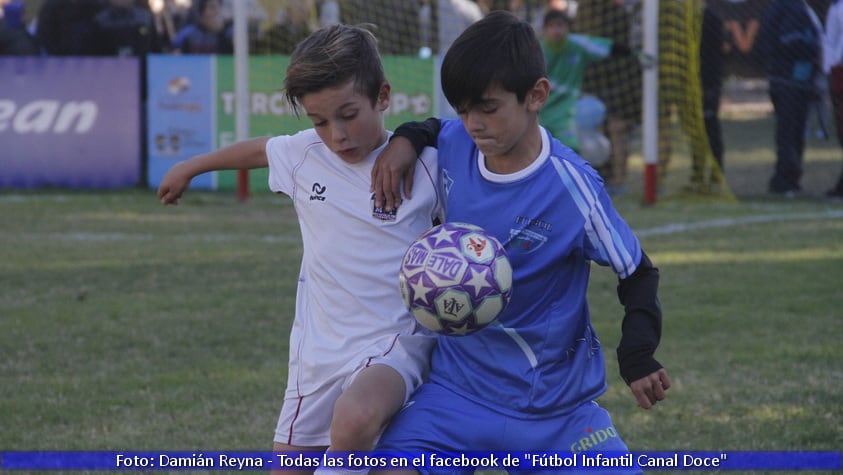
273;332;434;447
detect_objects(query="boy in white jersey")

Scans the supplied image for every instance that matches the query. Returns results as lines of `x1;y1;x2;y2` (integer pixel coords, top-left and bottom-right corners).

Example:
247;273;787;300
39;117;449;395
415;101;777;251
158;24;442;475
370;11;670;474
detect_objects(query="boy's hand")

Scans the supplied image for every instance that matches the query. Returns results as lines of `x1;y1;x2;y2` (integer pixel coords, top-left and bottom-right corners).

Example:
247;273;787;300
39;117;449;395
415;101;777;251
157;162;192;205
628;368;670;409
370;136;418;212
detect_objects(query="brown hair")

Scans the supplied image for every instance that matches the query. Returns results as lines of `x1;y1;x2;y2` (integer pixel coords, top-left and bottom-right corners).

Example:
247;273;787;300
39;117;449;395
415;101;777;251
284;23;386;116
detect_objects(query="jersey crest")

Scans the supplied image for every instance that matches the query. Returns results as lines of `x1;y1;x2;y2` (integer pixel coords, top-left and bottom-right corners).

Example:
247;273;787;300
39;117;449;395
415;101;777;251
507;227;548;254
371;193;398;221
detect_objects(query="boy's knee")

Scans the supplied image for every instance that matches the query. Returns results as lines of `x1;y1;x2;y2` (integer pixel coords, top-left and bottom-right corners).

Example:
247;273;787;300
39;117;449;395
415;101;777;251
330;395;385;448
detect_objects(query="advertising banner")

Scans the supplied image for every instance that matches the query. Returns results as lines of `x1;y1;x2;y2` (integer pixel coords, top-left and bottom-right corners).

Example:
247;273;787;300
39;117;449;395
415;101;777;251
213;55;434;191
0;57;140;189
146;54;434;192
146;54;216;189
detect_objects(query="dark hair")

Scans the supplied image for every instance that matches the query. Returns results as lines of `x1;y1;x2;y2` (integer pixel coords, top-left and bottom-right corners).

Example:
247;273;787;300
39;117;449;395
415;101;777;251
543;8;571;27
284;24;386;116
441;10;546;110
196;0;219;15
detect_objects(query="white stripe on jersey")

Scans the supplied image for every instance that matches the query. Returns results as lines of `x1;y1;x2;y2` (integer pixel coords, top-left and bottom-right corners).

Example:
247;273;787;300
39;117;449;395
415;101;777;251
551;156;636;278
495;322;538;368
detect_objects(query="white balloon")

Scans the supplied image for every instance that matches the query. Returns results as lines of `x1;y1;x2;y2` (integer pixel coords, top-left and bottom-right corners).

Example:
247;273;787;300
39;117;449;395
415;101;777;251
578;130;611;167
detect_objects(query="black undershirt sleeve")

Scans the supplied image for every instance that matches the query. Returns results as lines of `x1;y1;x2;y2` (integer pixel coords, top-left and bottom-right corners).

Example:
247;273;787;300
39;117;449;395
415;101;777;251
391;117;442;154
616;251;664;384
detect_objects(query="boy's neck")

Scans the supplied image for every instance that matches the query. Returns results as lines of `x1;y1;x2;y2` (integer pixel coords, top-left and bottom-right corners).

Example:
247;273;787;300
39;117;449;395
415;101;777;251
484;125;544;175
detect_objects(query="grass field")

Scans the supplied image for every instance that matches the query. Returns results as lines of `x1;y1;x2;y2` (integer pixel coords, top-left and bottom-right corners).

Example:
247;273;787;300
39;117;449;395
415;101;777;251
1;114;842;474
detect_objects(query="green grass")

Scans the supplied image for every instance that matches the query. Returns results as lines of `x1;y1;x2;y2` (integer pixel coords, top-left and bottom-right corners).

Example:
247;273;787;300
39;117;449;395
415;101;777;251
1;114;843;473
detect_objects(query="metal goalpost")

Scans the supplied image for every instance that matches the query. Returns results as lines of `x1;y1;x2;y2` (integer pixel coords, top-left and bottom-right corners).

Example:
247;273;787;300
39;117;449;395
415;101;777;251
642;0;659;206
234;0;250;203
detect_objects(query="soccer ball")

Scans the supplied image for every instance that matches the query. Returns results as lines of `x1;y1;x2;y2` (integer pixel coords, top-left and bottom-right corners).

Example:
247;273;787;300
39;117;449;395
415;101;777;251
578;128;611;167
399;222;513;336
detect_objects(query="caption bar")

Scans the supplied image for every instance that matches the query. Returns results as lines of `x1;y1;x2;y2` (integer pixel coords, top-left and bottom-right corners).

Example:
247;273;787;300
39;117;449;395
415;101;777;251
1;451;841;471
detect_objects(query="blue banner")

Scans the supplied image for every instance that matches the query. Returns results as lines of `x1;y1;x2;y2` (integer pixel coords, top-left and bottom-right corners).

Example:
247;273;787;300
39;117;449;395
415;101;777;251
0;57;141;189
1;451;840;471
146;54;216;189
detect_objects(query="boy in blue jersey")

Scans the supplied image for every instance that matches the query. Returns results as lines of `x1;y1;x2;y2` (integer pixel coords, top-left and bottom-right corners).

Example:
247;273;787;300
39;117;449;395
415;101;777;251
370;11;669;474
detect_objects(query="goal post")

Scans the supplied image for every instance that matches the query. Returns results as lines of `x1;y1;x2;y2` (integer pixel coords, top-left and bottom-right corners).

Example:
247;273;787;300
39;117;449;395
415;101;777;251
234;0;250;203
642;0;659;205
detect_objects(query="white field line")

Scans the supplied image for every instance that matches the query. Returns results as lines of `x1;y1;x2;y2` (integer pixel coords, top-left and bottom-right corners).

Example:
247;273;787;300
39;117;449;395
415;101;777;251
2;210;842;242
636;209;843;237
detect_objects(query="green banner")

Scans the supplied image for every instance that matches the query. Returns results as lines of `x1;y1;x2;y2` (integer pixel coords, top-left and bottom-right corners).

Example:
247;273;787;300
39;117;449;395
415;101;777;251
214;55;434;191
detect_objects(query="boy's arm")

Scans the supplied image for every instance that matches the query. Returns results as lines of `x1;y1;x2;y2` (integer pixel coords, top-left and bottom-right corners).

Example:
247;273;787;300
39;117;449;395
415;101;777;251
371;118;442;211
615;251;671;409
158;137;270;205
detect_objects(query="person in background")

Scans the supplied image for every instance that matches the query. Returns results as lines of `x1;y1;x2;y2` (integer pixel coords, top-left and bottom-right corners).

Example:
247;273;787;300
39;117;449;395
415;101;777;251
171;0;232;54
92;0;161;58
539;8;641;155
824;0;843;199
758;0;823;197
0;0;40;55
317;0;340;27
36;0;105;55
695;1;726;189
577;0;642;196
256;0;314;54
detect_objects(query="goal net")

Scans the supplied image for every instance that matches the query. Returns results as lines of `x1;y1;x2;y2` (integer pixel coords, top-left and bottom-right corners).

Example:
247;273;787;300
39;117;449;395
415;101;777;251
217;0;827;202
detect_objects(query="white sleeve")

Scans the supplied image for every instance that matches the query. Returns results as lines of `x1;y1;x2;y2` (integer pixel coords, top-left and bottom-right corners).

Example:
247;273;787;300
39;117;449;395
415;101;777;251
265;135;295;196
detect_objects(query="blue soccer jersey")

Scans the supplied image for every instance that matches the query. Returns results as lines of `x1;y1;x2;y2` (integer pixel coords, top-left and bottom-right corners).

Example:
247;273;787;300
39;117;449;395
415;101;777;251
430;119;642;416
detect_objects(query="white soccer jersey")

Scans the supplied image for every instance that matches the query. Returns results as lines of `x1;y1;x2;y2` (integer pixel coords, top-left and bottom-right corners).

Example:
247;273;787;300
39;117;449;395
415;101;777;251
266;130;442;397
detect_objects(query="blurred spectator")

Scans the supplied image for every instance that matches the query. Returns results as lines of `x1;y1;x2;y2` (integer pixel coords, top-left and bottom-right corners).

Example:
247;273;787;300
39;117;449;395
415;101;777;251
0;0;40;55
317;0;340;27
36;0;106;55
824;0;843;198
539;8;638;154
92;0;161;57
694;1;726;189
171;0;233;54
256;0;314;54
438;0;483;55
578;0;641;195
419;0;432;56
148;0;193;52
437;0;484;117
759;0;823;196
509;0;546;31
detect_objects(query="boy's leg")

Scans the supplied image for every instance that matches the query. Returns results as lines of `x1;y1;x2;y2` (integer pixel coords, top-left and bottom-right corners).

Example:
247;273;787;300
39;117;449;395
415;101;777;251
329;364;407;450
318;332;434;475
374;383;500;475
607;116;629;189
311;365;407;475
272;367;405;475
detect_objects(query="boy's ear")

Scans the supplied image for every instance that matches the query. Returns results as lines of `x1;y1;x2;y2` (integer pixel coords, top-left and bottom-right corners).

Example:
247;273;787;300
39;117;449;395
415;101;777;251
377;82;391;112
527;78;550;112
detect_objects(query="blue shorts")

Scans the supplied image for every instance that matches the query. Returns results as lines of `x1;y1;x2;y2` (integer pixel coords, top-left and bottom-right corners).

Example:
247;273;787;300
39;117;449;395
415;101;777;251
376;382;641;475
